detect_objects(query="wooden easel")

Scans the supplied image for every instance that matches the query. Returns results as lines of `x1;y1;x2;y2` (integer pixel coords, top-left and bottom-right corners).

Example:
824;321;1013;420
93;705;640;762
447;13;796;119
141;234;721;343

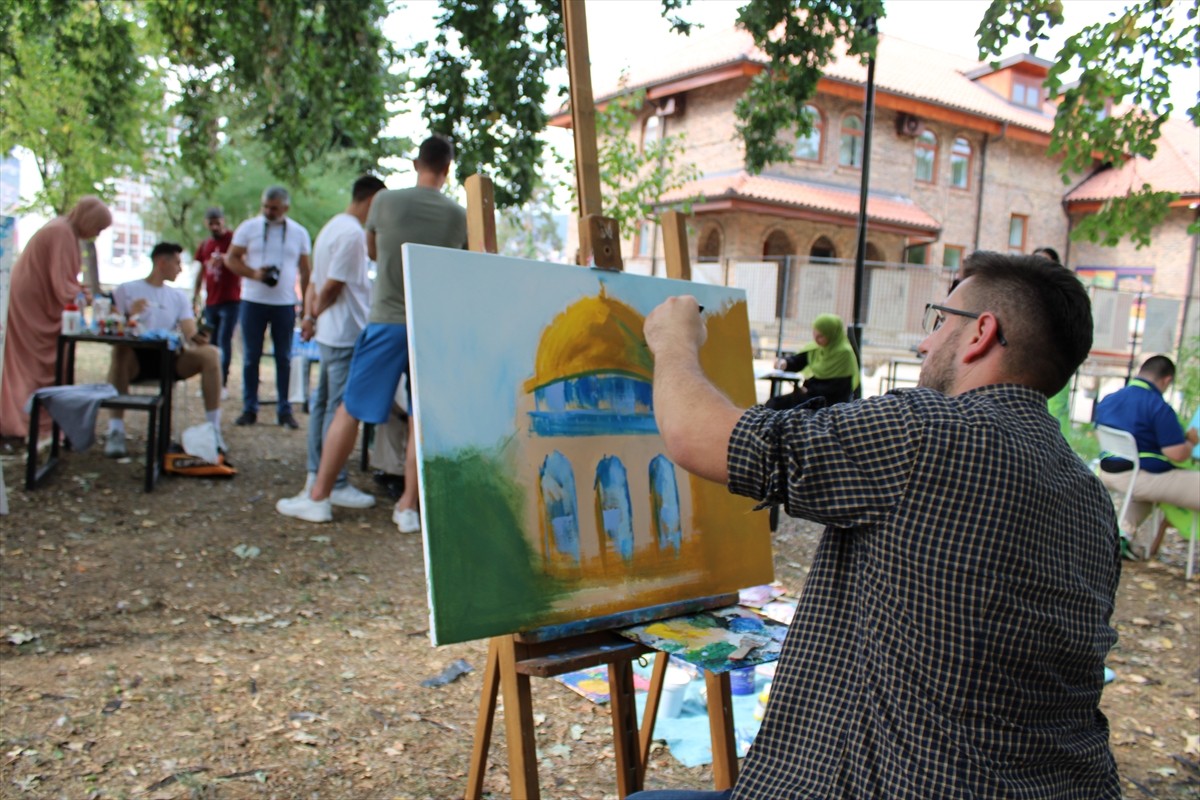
459;3;743;796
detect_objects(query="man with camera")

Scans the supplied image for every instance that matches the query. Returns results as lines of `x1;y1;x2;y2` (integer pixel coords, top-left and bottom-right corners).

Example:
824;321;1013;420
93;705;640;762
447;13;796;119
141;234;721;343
225;186;312;429
105;242;226;458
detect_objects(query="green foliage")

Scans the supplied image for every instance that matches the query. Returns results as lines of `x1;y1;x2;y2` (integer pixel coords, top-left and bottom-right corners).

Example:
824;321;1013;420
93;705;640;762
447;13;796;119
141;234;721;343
496;181;567;262
413;0;566;208
144;142;372;255
978;0;1200;248
1175;334;1200;420
588;87;703;231
733;0;885;174
0;0;165;213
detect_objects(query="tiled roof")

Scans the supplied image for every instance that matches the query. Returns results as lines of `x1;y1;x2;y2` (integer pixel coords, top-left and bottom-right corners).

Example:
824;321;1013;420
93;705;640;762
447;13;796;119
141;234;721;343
1066;116;1200;202
661;171;941;232
594;27;1055;134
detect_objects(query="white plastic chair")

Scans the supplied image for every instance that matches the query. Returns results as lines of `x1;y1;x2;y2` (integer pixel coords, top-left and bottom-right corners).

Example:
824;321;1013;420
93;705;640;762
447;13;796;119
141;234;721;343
1094;424;1144;539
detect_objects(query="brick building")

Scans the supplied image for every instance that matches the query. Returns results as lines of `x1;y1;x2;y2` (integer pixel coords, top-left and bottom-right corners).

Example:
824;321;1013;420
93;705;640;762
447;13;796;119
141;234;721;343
552;27;1198;357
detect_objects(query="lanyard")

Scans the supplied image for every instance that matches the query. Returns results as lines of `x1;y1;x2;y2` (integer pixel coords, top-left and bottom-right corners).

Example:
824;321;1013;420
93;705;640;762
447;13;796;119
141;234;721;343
262;217;287;266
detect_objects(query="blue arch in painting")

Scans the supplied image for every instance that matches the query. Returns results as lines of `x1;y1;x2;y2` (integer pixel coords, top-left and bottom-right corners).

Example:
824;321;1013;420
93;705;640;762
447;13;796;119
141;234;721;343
595;456;635;561
649;455;682;554
540;451;580;562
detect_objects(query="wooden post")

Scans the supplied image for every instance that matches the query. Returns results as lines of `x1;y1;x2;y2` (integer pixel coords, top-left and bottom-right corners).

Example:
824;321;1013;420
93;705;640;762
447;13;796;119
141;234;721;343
465;640;501;799
465;174;498;254
637;652;670;782
498;635;541;799
563;0;602;220
705;671;739;789
661;210;691;281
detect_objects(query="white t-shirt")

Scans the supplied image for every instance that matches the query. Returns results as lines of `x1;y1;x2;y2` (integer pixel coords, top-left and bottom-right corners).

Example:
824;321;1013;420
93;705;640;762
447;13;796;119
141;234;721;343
230;214;312;306
114;279;193;333
311;213;371;348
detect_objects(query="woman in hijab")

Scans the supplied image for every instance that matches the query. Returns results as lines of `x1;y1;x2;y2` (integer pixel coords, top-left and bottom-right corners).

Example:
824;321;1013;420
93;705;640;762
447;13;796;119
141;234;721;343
765;312;860;410
1;196;112;438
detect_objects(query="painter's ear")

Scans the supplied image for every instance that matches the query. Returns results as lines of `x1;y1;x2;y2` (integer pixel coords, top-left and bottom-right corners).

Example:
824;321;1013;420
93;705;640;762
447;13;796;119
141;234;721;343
961;312;1002;364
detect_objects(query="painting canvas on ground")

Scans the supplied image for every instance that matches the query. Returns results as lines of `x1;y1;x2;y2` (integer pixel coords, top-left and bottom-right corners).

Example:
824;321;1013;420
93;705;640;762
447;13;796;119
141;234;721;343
403;244;773;645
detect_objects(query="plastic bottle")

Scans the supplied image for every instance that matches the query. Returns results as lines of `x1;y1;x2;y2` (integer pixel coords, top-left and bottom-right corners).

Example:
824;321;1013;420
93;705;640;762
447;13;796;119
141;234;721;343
61;303;82;334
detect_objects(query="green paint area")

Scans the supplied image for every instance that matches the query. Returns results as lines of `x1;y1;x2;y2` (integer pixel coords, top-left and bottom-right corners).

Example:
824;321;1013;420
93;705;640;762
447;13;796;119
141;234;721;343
423;447;566;644
684;641;738;672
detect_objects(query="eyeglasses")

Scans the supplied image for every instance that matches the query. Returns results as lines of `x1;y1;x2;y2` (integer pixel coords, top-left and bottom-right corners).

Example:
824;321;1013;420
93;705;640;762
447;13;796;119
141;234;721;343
922;303;1008;346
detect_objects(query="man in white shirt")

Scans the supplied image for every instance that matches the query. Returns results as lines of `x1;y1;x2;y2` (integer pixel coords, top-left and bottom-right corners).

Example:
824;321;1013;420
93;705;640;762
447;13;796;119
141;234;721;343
225;186;312;429
105;242;225;457
289;175;386;509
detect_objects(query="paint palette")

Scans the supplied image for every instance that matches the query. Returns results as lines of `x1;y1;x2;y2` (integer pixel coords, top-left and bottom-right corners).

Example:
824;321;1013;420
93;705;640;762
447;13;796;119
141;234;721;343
618;606;787;673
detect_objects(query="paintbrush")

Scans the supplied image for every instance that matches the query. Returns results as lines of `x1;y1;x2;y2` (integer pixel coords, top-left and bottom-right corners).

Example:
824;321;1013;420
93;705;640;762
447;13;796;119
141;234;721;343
728;634;768;661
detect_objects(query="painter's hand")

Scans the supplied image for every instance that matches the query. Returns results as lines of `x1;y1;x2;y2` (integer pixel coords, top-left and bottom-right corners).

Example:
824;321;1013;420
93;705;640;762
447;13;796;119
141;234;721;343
644;295;706;360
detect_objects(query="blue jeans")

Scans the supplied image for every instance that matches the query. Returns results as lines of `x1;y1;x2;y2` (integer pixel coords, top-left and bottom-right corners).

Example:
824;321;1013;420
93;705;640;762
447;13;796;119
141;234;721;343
307;342;355;488
240;300;294;415
204;301;240;386
626;792;732;800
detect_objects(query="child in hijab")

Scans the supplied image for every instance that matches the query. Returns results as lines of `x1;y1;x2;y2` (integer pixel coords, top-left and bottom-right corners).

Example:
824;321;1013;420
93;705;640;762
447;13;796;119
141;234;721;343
765;312;860;410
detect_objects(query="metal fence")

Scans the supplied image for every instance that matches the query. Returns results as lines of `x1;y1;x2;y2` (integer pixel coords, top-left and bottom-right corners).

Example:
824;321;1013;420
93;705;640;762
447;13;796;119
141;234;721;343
673;254;1198;384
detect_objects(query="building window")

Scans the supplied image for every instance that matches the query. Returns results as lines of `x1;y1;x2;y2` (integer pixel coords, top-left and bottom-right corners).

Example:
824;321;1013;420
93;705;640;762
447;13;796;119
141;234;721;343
1011;77;1042;110
637;221;655;258
839;114;864;168
595;456;635;562
950;137;972;189
642;115;661;152
905;244;928;265
794;105;823;161
539;451;580;563
943;245;964;270
649;455;682;554
698;226;722;262
1008;214;1028;254
914;131;937;183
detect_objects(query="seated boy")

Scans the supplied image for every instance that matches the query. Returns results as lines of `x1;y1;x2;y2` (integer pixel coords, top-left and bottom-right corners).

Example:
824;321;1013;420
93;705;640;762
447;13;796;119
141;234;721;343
104;242;226;457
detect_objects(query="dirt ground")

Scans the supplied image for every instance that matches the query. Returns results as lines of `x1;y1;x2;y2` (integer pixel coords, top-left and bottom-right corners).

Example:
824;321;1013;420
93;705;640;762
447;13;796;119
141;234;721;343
1;349;1198;799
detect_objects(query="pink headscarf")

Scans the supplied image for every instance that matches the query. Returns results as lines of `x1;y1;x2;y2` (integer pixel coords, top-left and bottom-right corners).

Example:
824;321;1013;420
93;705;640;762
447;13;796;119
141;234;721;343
66;196;112;239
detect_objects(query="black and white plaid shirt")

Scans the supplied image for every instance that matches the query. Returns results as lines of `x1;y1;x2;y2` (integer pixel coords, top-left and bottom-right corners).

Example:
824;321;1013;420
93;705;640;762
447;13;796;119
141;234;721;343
728;385;1121;799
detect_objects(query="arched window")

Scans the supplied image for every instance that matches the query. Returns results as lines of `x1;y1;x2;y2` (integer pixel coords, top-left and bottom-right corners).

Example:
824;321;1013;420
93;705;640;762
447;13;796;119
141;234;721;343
763;230;793;260
839;114;864;168
809;236;837;260
865;241;884;263
794;105;823;161
915;131;937;183
595;456;635;562
649;455;682;553
698;226;723;262
539;451;580;563
950;137;972;189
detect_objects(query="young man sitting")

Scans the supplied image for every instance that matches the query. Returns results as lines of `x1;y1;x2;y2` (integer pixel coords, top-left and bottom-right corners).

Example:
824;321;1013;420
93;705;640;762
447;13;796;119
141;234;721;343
104;242;226;457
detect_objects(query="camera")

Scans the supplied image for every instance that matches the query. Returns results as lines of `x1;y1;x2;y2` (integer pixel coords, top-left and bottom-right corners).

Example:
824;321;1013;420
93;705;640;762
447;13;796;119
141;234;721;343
262;265;280;287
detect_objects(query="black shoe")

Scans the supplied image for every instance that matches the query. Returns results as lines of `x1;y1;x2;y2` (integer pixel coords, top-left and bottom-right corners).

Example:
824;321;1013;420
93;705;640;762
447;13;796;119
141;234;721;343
278;412;300;430
235;411;257;426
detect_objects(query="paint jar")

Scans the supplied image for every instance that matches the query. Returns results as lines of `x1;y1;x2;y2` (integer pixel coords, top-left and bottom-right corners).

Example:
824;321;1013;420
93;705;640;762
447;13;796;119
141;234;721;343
660;666;692;718
61;303;82;335
729;666;757;695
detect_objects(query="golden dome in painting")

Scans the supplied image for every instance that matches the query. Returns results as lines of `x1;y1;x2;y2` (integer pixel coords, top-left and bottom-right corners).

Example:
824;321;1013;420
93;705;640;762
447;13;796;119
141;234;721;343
524;288;653;392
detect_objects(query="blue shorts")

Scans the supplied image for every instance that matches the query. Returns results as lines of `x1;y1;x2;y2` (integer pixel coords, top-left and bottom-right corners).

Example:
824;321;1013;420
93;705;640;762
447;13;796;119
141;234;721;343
342;323;410;425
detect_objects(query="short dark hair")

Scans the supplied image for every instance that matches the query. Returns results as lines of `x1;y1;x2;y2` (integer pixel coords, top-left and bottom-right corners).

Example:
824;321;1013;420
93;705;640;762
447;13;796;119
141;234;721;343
416;135;454;173
1138;355;1175;382
150;242;184;260
960;251;1092;396
262;185;290;204
1032;246;1060;264
203;206;224;221
352;174;387;202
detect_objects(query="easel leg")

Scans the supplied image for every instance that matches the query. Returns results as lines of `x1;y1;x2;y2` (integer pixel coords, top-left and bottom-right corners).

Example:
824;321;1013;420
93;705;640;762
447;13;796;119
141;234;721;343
705;670;738;790
638;652;670;783
498;635;540;800
608;661;642;797
465;639;501;799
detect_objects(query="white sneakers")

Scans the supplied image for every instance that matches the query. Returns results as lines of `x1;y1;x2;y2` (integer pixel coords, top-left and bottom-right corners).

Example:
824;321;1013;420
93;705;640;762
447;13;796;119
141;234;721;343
104;429;127;459
330;484;376;509
275;493;333;523
393;508;421;534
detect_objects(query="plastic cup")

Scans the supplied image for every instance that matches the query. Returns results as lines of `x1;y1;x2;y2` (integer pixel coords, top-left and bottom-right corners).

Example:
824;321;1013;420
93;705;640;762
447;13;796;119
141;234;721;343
660;666;692;718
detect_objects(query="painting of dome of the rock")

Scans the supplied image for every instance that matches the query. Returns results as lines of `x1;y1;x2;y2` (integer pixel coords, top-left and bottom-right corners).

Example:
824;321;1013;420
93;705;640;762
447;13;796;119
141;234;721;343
404;245;773;646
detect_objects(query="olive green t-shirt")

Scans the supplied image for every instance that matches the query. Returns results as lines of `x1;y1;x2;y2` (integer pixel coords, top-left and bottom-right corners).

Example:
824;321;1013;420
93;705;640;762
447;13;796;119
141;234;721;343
365;186;467;325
